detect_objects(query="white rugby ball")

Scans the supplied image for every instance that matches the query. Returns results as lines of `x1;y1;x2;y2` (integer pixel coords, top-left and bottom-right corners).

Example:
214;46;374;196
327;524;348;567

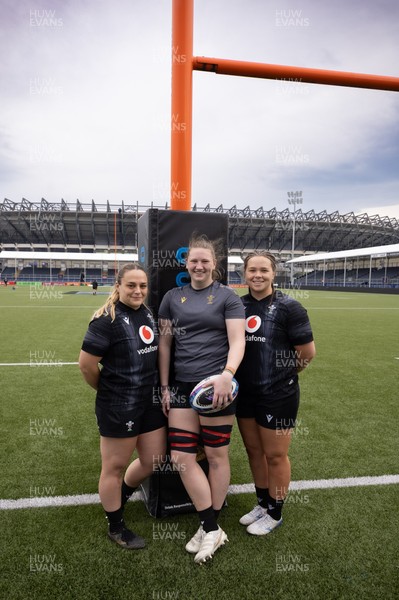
189;375;239;414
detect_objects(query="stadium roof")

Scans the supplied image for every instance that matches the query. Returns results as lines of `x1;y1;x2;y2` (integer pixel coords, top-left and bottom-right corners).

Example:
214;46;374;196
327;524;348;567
0;251;243;264
286;243;399;264
1;199;398;253
0;251;138;262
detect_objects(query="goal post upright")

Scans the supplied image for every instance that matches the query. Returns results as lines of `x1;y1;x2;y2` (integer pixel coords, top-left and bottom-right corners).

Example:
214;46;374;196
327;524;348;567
171;0;194;212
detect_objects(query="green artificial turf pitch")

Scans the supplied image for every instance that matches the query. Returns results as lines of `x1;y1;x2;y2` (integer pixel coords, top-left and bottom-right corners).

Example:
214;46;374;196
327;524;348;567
0;285;398;600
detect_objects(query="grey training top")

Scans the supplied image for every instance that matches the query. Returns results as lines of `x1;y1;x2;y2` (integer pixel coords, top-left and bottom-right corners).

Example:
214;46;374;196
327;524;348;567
158;281;245;382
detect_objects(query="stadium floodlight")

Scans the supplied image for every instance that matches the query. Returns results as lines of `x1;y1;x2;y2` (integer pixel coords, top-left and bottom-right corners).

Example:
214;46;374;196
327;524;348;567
287;191;303;287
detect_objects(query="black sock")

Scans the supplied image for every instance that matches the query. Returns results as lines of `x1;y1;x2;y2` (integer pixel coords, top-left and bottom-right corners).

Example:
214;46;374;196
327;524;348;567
213;507;222;521
198;506;218;533
267;495;284;521
255;486;270;509
105;507;125;533
121;480;137;508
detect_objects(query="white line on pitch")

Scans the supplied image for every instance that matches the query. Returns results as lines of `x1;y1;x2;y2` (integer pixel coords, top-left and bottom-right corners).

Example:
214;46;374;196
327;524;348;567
0;362;78;366
228;474;399;494
0;306;95;308
3;305;398;311
1;474;398;510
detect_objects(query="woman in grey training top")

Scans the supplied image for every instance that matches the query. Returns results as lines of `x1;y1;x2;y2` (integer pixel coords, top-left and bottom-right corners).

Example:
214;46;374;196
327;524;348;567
158;235;245;564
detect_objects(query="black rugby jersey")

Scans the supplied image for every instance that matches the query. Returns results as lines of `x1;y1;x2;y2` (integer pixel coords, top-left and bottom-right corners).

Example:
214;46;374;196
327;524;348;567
236;291;313;397
81;301;158;404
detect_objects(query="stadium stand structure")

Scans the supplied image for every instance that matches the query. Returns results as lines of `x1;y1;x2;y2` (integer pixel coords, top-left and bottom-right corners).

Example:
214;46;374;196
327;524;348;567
297;267;399;288
1;199;398;253
1;199;399;287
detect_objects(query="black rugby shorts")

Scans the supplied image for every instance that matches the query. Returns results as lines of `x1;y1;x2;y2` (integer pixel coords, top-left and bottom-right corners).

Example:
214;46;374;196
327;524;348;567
236;386;300;429
95;386;166;438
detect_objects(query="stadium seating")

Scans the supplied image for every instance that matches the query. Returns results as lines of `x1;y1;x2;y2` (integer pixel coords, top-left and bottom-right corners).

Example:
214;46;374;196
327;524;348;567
228;271;242;284
296;266;399;288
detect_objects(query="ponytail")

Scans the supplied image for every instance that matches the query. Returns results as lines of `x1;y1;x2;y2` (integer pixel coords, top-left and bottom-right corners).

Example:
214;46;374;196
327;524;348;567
91;263;147;322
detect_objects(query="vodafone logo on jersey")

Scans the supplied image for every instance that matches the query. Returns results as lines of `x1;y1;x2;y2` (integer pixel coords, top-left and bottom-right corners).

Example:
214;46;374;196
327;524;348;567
245;315;261;333
139;325;155;344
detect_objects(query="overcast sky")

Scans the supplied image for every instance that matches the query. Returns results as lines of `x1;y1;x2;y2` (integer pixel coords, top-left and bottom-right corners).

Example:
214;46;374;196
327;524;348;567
1;0;399;219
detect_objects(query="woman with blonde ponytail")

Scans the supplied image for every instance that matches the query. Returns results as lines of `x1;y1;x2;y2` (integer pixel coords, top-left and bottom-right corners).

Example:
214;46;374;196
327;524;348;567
79;263;166;549
91;286;120;321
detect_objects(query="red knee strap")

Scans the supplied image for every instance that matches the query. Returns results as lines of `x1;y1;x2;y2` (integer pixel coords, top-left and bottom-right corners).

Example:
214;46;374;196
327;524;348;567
168;427;199;454
200;424;233;447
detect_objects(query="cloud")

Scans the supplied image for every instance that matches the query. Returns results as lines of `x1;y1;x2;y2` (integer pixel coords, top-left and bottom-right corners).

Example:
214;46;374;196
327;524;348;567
0;0;398;219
